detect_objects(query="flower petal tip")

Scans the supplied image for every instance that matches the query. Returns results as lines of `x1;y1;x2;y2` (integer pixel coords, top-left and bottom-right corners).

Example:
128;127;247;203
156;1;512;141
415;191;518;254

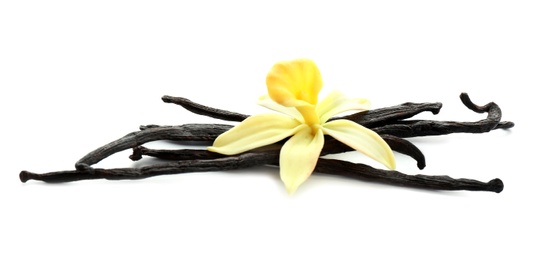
284;182;300;195
382;148;396;170
206;146;222;154
385;158;396;170
374;147;396;170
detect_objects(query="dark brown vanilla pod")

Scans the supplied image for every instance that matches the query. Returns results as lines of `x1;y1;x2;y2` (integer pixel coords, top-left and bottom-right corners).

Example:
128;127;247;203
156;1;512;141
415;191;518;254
161;94;444;127
162;96;249;122
21;152;277;183
314;159;504;193
19;92;513;193
130;147;226;161
372;93;513;137
75;124;231;170
20;149;502;193
127;136;426;170
335;102;442;128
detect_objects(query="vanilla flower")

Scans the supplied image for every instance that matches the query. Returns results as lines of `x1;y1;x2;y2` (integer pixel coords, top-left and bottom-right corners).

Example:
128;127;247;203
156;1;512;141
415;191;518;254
208;59;395;193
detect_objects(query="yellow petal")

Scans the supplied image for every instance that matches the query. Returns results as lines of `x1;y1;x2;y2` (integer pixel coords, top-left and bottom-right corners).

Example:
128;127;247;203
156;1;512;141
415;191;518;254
280;126;324;194
257;95;304;123
322;119;396;169
266;58;323;107
316;90;370;124
208;114;304;155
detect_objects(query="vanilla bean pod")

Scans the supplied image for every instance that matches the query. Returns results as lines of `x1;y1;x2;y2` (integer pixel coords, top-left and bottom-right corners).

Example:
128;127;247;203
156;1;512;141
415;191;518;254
75;124;230;170
372;93;514;138
162;96;249;122
336;102;442;128
130;147;225;161
21;151;502;193
314;159;503;193
162;95;443;127
130;135;426;170
22;152;277;183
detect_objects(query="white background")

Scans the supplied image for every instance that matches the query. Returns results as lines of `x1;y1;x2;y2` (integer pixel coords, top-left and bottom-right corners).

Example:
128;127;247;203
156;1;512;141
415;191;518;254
1;1;531;259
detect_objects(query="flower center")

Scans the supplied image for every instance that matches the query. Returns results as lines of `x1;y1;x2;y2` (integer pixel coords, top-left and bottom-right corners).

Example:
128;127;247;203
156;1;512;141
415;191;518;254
297;105;320;128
